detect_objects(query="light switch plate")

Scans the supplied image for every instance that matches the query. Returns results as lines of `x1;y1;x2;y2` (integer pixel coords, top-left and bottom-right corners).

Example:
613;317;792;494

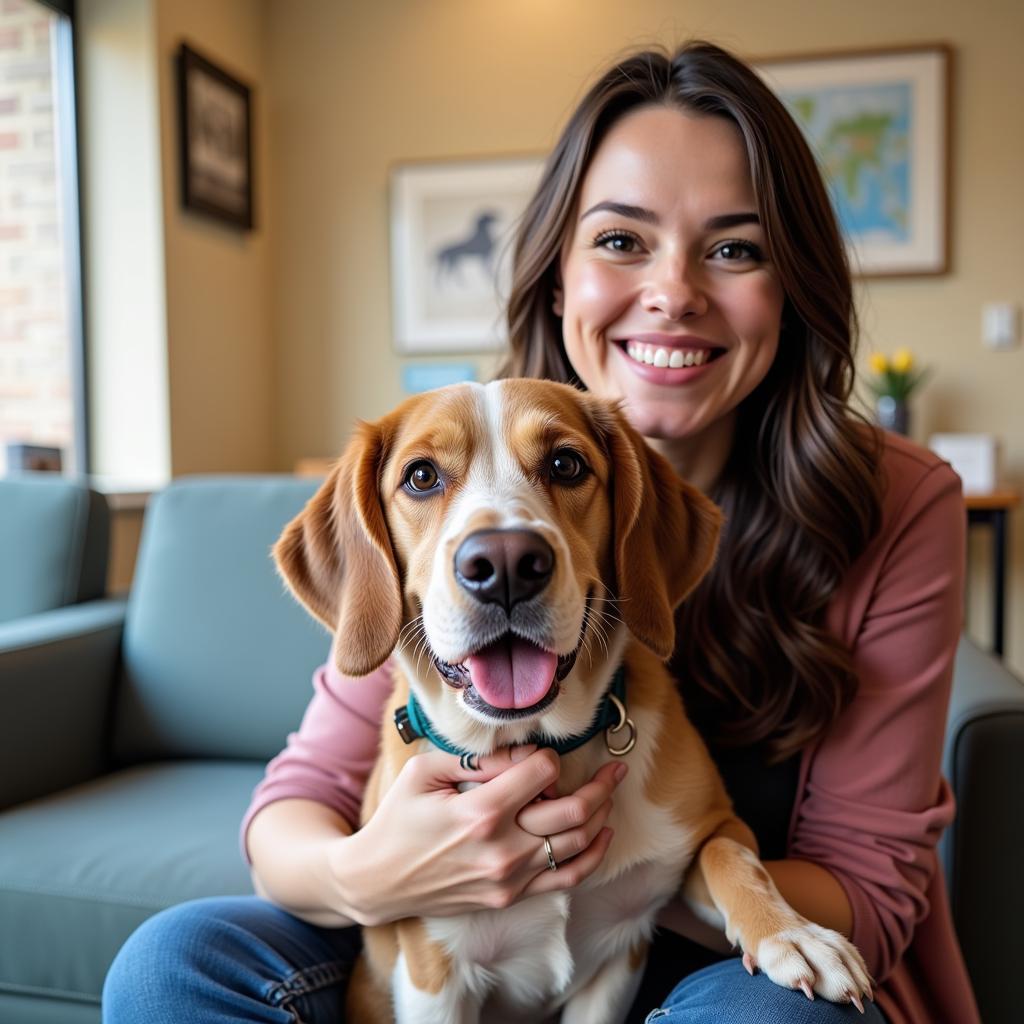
982;303;1021;350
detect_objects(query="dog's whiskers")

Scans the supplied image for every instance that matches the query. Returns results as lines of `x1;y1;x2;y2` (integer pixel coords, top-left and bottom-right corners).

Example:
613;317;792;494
580;632;598;667
589;620;611;660
412;631;433;668
398;615;426;646
397;616;437;674
398;617;417;636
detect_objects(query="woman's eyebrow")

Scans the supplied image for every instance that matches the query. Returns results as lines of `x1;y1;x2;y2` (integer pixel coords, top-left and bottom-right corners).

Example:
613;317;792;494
580;201;658;224
579;203;761;231
705;212;761;229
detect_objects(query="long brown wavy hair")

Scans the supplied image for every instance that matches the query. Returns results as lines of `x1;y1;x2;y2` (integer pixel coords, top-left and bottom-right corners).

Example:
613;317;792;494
497;41;883;761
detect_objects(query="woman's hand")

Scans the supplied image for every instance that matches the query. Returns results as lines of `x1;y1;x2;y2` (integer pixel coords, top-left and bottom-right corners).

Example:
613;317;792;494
333;746;625;926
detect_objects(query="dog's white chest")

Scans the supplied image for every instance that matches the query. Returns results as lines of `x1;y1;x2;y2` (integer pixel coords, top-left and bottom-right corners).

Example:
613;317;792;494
404;843;690;1023
409;893;573;1023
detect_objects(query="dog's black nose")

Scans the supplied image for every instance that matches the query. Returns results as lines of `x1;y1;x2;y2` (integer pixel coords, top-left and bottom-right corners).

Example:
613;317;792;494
454;529;554;611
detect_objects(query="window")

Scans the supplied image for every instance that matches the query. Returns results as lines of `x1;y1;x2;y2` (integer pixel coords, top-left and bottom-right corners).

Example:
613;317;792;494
0;0;84;474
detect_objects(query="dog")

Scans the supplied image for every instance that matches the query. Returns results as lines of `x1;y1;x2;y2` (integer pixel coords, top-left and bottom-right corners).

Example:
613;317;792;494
274;379;872;1023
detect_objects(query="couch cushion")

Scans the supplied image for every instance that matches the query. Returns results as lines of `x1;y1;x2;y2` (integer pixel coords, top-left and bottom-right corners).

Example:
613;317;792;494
112;476;329;763
0;476;109;624
0;761;263;1006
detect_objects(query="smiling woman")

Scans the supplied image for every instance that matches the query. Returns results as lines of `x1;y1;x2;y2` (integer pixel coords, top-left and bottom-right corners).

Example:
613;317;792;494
556;107;784;476
500;44;878;768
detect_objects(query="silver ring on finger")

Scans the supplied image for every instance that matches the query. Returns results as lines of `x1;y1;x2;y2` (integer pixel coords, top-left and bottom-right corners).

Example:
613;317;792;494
543;835;558;872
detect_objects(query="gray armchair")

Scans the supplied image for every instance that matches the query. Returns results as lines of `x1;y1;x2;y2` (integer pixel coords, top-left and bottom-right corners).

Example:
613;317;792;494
942;639;1023;1024
0;474;109;624
0;475;1019;1022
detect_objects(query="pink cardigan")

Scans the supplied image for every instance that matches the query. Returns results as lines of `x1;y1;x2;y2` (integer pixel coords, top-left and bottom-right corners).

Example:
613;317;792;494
243;432;979;1023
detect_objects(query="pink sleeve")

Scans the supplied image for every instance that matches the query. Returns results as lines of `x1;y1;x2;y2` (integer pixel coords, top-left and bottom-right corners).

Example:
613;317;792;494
788;457;965;981
240;655;395;861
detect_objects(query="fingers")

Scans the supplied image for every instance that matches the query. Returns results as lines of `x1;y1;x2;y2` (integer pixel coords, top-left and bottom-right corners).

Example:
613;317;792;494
519;826;615;899
517;761;627;838
460;747;561;815
401;744;540;792
541;792;614;868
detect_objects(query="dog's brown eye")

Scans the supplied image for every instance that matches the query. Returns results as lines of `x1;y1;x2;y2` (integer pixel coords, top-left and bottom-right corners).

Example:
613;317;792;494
405;460;440;493
549;449;588;485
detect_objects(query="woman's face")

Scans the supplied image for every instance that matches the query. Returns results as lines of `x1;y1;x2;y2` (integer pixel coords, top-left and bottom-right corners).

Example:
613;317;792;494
558;105;785;444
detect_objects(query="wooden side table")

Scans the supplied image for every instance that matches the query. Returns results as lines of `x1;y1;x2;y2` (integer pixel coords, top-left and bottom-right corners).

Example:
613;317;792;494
965;488;1020;658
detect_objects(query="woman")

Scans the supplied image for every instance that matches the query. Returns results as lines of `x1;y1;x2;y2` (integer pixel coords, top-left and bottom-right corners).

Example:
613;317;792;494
103;42;978;1024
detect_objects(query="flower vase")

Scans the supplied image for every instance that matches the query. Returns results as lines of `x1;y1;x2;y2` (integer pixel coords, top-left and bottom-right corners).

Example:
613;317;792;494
876;395;910;436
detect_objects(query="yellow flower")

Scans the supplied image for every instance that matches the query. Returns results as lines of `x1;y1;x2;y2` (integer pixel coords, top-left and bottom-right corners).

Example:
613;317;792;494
869;352;889;374
891;348;914;373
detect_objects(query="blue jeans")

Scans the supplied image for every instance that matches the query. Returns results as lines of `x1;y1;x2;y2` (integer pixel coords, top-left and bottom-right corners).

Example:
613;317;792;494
102;896;360;1023
103;896;885;1023
644;959;886;1023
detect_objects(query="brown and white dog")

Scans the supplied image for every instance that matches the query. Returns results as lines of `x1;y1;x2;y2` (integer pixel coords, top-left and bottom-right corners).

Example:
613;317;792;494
274;379;872;1024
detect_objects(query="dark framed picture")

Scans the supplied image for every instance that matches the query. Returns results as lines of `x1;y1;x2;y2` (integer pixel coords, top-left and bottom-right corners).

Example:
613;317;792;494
177;43;253;230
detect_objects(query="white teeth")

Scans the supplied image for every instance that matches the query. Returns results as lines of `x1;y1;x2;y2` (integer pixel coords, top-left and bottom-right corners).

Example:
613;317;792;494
624;342;712;368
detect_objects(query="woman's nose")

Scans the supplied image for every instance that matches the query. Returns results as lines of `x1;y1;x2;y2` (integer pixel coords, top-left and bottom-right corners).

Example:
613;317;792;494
641;258;709;320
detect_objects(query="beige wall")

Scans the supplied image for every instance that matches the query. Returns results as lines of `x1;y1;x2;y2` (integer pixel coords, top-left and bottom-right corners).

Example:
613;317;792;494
154;0;273;475
262;0;1024;673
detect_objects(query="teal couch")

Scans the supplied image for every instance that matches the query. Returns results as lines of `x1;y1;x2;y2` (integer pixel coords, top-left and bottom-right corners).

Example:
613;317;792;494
0;475;1020;1023
0;476;325;1023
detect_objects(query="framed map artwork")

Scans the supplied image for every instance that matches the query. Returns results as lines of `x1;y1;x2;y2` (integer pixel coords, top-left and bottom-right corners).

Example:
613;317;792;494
756;45;951;277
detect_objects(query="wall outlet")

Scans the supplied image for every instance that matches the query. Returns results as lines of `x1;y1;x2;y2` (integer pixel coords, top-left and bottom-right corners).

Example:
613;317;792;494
982;303;1021;350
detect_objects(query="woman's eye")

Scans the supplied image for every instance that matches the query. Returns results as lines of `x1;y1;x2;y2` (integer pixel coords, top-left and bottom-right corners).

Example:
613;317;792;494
404;461;440;493
549;449;589;485
593;230;641;254
712;239;764;262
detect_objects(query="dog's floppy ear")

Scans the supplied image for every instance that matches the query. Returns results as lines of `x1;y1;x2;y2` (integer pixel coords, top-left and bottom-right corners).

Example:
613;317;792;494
602;407;722;661
274;420;402;677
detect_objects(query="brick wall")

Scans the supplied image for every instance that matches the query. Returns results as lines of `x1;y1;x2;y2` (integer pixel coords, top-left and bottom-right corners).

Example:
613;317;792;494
0;0;72;474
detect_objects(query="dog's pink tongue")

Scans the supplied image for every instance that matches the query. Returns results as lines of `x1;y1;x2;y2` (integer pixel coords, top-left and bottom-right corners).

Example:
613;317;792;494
465;637;558;709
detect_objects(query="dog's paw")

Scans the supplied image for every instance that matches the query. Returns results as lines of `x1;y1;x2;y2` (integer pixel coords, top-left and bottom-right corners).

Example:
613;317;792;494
744;920;873;1008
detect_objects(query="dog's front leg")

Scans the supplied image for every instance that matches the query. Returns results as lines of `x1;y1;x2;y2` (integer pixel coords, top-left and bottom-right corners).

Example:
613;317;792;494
392;950;480;1024
687;820;872;1005
559;942;647;1024
559;861;676;1024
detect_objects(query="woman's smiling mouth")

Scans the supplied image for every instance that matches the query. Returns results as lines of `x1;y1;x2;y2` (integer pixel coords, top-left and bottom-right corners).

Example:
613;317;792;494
624;341;714;368
616;336;726;378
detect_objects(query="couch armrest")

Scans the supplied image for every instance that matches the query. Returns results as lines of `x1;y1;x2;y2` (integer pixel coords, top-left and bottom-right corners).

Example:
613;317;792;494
941;635;1024;1024
0;599;126;810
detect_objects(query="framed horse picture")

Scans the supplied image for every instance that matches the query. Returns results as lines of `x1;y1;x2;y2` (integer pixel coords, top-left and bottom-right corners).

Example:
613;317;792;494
389;155;544;353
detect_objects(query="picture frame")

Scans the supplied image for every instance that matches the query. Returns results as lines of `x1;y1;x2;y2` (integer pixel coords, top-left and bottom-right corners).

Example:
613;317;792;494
755;44;951;277
390;155;545;353
177;43;254;230
5;443;62;473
